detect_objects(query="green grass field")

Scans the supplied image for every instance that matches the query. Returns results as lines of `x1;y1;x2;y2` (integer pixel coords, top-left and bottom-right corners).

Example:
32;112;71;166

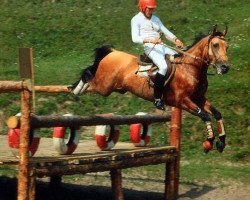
0;0;249;185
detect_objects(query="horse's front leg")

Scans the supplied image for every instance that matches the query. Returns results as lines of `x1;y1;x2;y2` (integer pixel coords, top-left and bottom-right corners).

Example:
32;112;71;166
182;98;215;153
203;101;226;153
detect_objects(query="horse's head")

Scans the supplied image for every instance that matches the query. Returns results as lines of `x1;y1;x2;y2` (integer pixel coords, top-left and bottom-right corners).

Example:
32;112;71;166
207;25;230;75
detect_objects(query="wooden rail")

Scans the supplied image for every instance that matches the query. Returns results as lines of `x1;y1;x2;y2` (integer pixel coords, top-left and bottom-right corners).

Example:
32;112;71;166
0;80;70;93
7;114;171;129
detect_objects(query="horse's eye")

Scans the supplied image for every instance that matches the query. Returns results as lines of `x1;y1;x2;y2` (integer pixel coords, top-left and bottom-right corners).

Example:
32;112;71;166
213;43;219;48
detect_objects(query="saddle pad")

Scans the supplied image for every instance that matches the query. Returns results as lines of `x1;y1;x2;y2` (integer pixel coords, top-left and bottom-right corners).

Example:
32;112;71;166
137;64;153;72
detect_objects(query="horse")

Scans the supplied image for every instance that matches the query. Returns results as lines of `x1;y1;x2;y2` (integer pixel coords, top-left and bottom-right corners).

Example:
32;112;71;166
71;25;230;153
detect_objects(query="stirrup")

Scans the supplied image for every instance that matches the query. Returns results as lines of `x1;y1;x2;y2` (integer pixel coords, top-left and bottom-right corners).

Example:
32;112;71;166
154;99;165;110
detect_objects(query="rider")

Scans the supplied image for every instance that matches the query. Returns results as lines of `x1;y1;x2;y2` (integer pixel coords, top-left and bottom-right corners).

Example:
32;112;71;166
131;0;184;110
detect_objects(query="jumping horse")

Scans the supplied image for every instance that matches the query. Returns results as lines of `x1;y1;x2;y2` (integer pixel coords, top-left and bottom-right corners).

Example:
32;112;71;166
71;25;230;153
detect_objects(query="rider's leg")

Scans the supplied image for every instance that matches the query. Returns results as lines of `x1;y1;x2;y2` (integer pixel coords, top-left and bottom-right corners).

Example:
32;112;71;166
145;46;168;110
154;72;165;110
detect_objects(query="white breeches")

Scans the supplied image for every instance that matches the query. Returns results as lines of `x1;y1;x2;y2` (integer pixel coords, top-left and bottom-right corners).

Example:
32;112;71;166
144;44;177;75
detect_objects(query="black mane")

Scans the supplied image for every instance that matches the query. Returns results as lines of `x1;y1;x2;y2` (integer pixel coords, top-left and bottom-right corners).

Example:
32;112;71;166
186;31;224;51
81;45;113;81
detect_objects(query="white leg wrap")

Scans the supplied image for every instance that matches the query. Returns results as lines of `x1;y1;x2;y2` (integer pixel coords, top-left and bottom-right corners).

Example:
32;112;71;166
72;80;84;95
217;119;226;137
205;121;214;139
79;82;89;95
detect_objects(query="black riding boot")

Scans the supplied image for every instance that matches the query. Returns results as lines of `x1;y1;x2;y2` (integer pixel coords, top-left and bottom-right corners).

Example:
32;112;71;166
154;73;165;110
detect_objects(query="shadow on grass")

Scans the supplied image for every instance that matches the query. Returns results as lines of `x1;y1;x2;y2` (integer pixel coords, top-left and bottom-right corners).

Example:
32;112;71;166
178;182;215;199
0;176;215;200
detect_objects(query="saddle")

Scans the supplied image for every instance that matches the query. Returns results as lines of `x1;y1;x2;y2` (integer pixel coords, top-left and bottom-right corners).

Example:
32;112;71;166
136;54;177;86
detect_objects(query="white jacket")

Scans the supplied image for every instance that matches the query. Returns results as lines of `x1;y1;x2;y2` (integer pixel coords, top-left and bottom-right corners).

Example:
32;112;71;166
131;12;176;47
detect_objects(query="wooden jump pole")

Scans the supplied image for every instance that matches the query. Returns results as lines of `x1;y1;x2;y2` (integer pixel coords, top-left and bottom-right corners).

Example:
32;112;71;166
0;81;24;92
7;114;172;129
0;81;70;93
18;48;33;200
18;87;31;200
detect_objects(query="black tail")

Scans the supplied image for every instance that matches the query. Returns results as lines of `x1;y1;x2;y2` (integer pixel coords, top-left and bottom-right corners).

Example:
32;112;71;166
82;45;114;81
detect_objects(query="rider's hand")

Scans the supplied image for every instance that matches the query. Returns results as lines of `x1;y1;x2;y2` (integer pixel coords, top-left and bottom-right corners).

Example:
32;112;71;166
175;39;184;49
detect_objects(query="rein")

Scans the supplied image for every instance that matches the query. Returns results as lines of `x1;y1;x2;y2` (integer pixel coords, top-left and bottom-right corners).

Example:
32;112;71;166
163;43;201;60
163;36;221;66
149;35;225;68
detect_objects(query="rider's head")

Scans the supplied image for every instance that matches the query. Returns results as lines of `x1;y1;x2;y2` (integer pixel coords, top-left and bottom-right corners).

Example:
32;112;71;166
138;0;157;12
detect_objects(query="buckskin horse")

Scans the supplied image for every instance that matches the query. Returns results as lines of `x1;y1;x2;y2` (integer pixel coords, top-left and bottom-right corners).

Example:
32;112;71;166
71;26;230;153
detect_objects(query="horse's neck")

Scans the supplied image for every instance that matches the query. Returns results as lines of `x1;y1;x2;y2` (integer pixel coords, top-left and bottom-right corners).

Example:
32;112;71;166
182;37;210;74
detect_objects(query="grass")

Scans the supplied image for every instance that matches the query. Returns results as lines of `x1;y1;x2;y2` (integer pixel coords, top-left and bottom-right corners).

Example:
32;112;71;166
0;0;249;186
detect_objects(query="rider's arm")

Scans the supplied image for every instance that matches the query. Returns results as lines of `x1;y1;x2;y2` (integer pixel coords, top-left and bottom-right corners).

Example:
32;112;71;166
158;19;184;48
131;17;144;44
157;18;176;42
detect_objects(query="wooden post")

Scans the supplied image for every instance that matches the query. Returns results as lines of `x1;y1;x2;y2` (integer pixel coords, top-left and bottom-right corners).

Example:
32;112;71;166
19;48;34;79
28;169;36;200
18;48;33;200
165;160;176;200
19;47;36;113
110;169;124;200
18;87;31;200
165;107;182;200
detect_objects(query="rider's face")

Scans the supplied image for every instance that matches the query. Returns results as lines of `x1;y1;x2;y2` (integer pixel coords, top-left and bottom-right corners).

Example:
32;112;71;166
144;7;155;19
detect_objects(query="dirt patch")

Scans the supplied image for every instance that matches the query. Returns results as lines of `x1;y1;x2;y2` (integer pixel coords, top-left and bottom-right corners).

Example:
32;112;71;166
0;174;249;200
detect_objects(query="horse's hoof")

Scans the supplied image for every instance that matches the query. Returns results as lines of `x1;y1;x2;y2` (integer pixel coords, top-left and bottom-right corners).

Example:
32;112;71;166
203;140;213;153
216;140;225;153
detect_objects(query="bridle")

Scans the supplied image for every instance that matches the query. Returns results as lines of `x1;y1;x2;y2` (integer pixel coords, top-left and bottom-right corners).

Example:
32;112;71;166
206;36;228;68
164;35;227;67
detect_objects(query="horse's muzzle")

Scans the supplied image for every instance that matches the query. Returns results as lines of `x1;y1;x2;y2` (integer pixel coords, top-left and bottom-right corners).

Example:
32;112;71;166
214;62;230;75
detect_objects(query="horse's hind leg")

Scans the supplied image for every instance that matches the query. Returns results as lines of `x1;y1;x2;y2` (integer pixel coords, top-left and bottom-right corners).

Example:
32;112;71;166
71;79;89;95
204;102;226;153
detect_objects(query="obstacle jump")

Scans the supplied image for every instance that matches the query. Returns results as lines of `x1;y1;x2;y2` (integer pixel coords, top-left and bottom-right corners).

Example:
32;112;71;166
0;48;182;200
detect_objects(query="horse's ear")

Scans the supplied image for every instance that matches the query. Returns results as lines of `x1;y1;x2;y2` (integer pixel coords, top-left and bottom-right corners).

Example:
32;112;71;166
211;24;218;36
222;26;228;37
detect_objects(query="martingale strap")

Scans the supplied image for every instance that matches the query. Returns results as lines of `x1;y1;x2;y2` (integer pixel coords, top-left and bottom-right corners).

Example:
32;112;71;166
164;62;176;87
